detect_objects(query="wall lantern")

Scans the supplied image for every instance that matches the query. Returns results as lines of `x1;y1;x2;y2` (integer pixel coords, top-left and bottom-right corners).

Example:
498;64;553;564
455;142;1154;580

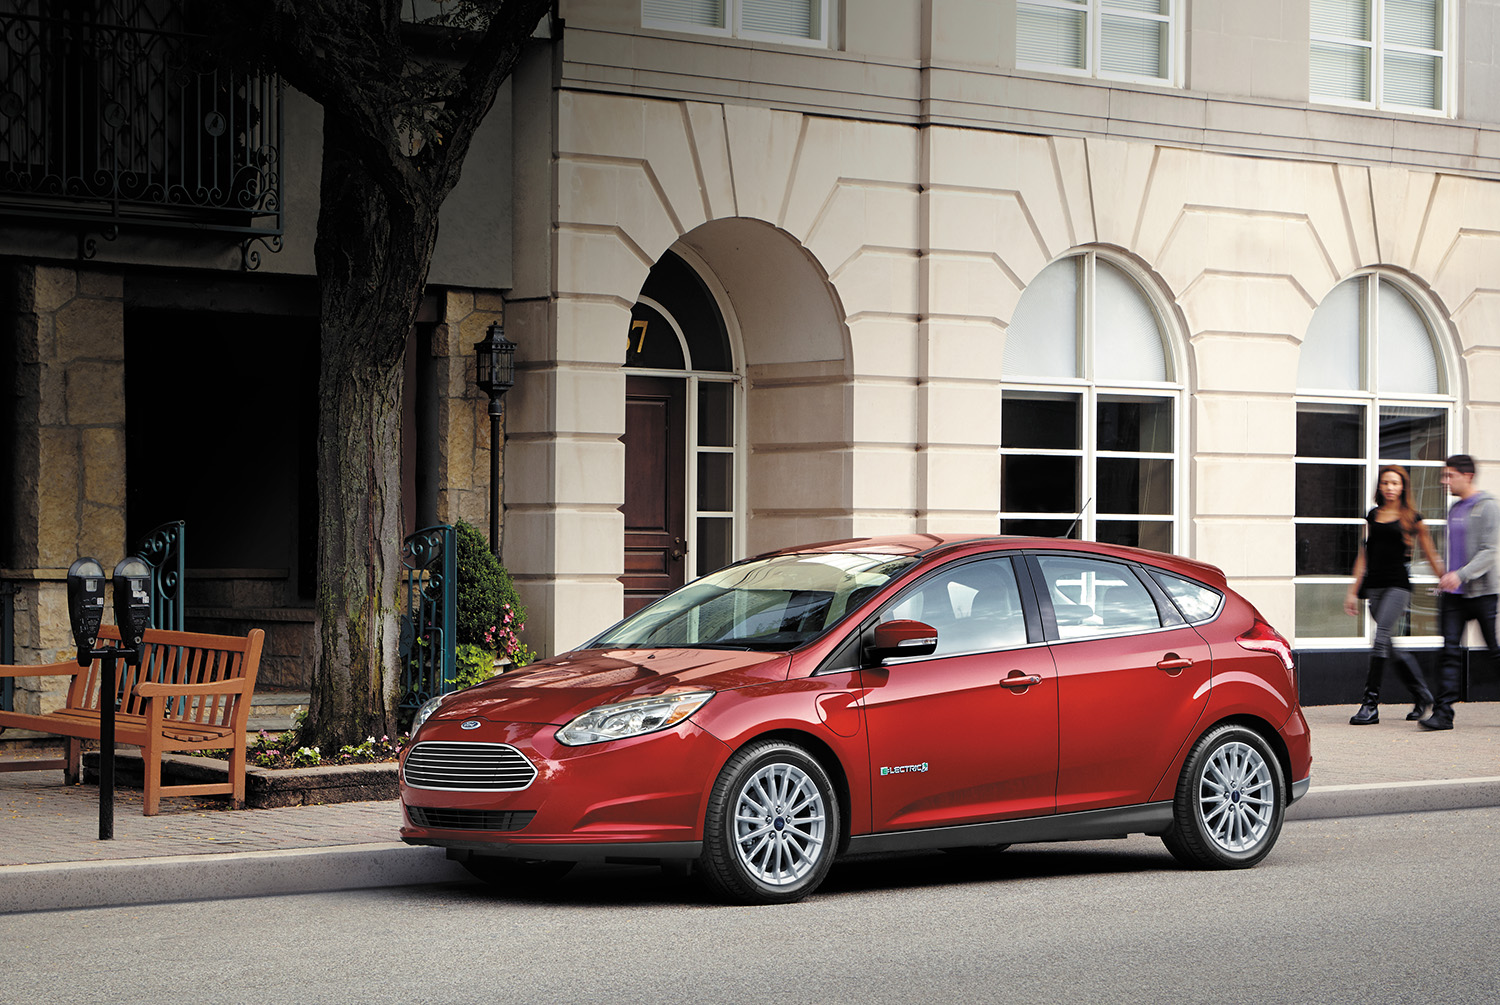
474;322;517;557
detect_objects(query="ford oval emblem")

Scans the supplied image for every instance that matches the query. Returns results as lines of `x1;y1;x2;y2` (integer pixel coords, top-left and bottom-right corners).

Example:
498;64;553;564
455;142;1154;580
460;720;482;730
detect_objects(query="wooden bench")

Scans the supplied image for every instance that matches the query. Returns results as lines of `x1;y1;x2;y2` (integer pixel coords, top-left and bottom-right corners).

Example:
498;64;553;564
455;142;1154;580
0;625;265;815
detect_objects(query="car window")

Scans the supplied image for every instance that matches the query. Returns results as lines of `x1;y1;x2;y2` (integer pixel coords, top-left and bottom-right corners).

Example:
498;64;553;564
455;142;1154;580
880;556;1027;655
1148;570;1223;623
590;552;919;651
1036;556;1161;640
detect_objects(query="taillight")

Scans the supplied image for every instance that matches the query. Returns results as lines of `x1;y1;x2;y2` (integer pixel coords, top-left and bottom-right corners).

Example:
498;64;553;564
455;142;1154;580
1237;617;1297;686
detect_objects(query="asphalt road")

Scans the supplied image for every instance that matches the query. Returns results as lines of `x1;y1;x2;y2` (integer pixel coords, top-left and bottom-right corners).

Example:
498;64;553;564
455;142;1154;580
7;809;1500;1005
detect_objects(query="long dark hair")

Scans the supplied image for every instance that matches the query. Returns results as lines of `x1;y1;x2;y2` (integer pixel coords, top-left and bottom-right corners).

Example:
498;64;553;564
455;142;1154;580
1373;464;1419;544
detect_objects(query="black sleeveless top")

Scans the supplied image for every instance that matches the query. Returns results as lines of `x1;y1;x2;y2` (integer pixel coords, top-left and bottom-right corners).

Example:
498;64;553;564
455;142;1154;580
1364;508;1420;591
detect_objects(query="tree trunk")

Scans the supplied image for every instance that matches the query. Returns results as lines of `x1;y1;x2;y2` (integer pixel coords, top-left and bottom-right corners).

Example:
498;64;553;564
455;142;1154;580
304;114;441;750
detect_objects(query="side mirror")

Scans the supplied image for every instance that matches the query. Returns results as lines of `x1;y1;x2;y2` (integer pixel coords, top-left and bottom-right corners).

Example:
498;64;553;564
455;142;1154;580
870;619;938;661
66;557;107;666
112;556;153;659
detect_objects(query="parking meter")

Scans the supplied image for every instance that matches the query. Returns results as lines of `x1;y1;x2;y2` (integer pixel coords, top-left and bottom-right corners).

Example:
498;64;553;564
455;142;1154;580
112;557;153;661
66;557;106;666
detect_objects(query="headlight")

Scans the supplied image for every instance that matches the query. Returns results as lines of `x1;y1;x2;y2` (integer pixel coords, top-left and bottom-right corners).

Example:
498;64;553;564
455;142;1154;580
411;694;448;734
555;691;715;746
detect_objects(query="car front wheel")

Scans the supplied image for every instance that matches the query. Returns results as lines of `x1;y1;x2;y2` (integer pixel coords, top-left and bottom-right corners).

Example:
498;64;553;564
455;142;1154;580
1162;724;1285;869
699;740;840;905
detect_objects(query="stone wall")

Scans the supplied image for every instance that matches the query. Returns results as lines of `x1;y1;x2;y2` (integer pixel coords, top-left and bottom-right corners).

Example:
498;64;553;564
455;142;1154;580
4;263;127;716
427;290;507;538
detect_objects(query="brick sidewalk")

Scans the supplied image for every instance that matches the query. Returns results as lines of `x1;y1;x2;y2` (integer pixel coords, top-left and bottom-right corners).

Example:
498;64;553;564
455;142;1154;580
0;769;401;867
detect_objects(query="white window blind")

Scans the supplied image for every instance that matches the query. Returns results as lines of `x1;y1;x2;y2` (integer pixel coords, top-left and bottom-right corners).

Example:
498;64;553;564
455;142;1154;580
1017;0;1173;83
643;0;825;44
1310;0;1446;112
644;0;725;28
741;0;816;38
1017;2;1087;70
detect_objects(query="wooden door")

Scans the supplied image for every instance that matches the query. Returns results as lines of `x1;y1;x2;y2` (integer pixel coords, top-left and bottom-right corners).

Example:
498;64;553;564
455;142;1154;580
622;375;687;615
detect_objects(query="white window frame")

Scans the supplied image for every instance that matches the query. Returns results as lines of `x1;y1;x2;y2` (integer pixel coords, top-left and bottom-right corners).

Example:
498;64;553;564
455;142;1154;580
642;0;831;48
629;292;746;581
1016;0;1180;86
1000;251;1186;553
1309;0;1453;116
1293;273;1457;648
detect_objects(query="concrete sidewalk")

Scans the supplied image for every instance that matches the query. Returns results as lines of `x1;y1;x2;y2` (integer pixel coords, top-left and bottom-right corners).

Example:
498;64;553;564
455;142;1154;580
3;703;1499;913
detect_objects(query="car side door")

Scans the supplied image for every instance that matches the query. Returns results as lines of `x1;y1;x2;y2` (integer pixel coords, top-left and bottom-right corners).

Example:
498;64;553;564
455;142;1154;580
858;555;1060;833
1024;552;1211;815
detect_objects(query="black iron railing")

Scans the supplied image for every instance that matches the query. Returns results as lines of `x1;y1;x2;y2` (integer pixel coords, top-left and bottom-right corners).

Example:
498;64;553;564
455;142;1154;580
0;0;283;267
132;519;184;631
399;525;457;717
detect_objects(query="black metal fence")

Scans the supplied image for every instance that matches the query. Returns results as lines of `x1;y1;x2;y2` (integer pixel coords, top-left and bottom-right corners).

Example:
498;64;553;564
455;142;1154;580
132;519;184;631
400;525;457;716
0;0;283;265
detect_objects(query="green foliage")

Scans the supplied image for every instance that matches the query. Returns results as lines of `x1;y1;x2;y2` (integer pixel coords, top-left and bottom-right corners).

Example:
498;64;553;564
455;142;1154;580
454;519;533;666
451;642;500;690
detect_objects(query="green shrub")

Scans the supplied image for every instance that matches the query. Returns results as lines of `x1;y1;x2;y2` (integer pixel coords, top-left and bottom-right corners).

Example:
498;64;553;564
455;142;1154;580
454;519;533;666
451;641;500;690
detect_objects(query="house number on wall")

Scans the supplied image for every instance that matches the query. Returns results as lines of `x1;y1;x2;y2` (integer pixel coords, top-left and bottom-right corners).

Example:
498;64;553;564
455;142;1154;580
629;319;649;354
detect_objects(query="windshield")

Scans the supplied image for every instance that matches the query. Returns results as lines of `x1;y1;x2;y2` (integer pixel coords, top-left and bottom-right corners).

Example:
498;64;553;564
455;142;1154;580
590;552;919;651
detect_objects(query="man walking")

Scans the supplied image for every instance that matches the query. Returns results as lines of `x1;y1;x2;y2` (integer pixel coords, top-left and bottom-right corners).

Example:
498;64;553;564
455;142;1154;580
1428;454;1500;730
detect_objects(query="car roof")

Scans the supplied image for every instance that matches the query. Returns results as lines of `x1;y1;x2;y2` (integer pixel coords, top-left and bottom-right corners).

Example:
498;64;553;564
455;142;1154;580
752;534;1228;588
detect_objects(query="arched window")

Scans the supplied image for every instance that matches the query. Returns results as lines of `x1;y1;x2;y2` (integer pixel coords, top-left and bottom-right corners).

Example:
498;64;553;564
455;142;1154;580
1000;251;1183;552
1294;272;1454;644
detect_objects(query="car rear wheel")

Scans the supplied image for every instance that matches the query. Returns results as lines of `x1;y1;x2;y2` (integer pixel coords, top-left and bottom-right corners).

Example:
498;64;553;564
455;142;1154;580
1162;724;1285;869
460;854;575;893
699;740;839;905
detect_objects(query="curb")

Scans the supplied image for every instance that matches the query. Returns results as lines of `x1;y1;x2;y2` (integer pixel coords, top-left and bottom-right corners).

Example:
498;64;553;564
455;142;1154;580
0;842;468;915
1287;776;1500;821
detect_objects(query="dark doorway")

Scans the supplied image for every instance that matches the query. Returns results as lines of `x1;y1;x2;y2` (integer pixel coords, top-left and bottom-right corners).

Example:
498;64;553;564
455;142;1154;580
622;374;686;615
125;309;318;603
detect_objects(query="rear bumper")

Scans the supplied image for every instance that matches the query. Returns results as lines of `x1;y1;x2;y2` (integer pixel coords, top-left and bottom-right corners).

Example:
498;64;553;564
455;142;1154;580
1290;775;1311;804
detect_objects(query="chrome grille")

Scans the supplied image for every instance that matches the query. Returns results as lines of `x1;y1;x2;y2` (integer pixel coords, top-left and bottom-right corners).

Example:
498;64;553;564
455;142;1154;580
402;741;538;792
406;807;536;831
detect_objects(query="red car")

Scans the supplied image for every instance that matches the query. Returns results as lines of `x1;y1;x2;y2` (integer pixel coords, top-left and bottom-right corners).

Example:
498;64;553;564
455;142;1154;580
400;535;1311;904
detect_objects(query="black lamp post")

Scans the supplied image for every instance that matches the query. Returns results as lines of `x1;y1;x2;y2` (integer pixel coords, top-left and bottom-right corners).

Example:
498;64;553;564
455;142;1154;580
474;322;517;558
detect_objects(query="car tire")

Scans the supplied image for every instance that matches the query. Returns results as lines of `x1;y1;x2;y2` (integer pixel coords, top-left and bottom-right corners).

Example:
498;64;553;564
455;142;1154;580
1162;724;1286;870
698;740;840;905
460;854;575;893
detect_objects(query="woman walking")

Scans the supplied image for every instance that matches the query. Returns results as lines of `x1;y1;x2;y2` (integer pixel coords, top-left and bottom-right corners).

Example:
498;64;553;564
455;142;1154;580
1345;465;1443;725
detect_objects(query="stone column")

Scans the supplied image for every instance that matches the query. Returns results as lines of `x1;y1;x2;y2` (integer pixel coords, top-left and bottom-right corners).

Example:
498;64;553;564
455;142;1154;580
426;289;505;537
4;263;126;716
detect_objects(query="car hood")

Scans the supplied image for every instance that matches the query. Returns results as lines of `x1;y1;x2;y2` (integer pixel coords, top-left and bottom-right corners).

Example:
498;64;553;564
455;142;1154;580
424;647;792;726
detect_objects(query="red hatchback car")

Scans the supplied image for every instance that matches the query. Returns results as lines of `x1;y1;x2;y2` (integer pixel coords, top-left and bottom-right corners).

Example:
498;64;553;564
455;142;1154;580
400;535;1311;904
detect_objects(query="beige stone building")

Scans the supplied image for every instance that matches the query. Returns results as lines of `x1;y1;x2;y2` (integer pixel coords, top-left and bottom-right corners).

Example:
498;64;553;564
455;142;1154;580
6;0;1500;713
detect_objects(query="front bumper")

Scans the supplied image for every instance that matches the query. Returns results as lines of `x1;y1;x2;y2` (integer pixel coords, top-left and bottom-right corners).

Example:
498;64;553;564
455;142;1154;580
399;716;731;856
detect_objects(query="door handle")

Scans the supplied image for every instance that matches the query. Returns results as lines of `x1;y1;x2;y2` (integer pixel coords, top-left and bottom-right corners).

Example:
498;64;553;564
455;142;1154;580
1001;670;1042;692
670;537;684;561
1156;654;1193;676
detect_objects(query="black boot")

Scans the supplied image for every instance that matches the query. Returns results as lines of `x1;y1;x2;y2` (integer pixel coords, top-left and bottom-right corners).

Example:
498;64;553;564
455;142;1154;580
1350;655;1385;725
1391;652;1434;719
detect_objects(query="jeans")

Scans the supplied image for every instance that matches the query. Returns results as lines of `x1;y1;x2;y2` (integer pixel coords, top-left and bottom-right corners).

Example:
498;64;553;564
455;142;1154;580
1364;587;1433;704
1436;592;1500;718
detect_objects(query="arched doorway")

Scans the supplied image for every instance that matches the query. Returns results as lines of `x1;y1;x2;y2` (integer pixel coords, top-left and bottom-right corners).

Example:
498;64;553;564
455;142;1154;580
621;249;740;614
